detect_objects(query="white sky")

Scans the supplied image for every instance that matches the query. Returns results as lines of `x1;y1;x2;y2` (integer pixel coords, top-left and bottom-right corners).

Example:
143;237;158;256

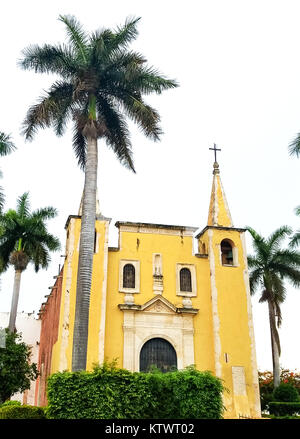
0;0;300;373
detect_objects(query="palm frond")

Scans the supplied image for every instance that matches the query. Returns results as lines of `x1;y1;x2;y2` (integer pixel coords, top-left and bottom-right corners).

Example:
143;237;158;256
129;65;179;95
59;15;89;63
267;225;292;252
246;226;270;263
22;82;75;140
290;231;300;248
0;132;16;156
269;273;286;303
19;43;78;77
288;134;300;158
16;193;30;218
274;301;283;328
294;205;300;217
72;110;89;169
111;17;141;50
272;248;300;267
258;289;270;303
96;96;135;171
32;206;58;221
120;96;163;141
248;266;263;295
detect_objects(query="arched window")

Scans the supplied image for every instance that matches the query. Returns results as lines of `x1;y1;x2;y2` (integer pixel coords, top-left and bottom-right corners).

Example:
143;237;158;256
123;263;135;288
140;338;177;373
221;239;234;265
180;267;192;292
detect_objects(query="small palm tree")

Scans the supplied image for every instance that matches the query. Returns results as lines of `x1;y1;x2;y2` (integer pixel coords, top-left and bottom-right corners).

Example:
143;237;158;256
247;226;300;387
0;193;60;332
0;132;16;210
18;15;178;371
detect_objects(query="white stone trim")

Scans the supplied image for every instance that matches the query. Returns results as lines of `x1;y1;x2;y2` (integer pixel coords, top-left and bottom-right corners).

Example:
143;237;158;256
119;225;196;237
59;218;75;371
241;232;261;416
208;229;222;378
98;222;109;365
119;259;140;294
176;263;197;297
121;297;195;372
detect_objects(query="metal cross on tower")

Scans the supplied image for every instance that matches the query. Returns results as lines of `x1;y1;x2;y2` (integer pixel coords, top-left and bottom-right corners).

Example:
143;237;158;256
209;143;221;163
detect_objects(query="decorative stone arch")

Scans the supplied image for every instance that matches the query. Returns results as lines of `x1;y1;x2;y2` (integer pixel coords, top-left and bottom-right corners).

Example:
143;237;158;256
119;296;198;372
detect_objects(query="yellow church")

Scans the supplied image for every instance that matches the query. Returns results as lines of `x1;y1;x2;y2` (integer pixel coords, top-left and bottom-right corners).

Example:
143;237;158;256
36;155;261;419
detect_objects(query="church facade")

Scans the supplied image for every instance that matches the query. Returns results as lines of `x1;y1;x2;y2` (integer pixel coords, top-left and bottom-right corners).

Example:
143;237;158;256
35;161;261;419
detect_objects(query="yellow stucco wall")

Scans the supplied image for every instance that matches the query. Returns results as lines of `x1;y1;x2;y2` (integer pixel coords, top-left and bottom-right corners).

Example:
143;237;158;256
104;227;215;373
51;218;109;373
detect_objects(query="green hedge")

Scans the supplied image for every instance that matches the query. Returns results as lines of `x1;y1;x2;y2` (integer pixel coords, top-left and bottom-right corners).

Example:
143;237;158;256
273;383;299;402
0;405;46;419
269;402;300;417
46;364;225;419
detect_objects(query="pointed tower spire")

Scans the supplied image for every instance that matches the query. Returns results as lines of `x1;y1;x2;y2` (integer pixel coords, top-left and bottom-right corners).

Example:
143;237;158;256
207;144;233;227
78;188;101;216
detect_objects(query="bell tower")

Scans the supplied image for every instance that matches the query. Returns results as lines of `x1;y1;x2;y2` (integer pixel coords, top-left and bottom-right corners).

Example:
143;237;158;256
196;146;261;418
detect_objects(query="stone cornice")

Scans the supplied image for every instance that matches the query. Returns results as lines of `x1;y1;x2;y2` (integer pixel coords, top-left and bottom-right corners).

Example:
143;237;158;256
195;225;246;239
115;221;198;236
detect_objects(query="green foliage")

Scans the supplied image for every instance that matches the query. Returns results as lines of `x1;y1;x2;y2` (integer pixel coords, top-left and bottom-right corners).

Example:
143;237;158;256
273;383;300;402
0;405;45;419
259;370;300;412
143;366;225;419
269;401;300;417
46;363;224;419
0;329;39;404
0;192;60;273
0;400;21;407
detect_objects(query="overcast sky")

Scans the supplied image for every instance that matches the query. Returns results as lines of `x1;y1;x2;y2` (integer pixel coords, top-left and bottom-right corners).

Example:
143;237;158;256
0;0;300;373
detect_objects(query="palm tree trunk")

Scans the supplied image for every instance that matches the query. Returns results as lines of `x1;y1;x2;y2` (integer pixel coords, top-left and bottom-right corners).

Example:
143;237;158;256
8;269;22;332
268;300;280;387
72;135;98;371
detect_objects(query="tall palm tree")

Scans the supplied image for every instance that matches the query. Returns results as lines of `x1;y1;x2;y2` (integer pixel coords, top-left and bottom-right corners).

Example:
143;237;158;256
18;15;178;371
247;226;300;387
0;132;15;210
0;192;60;332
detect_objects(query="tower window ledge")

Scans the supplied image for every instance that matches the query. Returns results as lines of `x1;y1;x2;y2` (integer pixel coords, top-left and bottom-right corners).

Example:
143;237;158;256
195;253;208;258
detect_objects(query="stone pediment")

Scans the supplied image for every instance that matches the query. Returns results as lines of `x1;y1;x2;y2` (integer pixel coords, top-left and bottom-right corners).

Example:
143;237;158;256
141;296;177;314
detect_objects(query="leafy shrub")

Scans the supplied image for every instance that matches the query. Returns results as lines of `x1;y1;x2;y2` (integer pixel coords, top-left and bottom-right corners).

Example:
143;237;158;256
0;329;39;404
0;400;21;408
273;383;299;402
0;405;46;419
46;363;224;419
144;367;225;419
269;402;300;417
